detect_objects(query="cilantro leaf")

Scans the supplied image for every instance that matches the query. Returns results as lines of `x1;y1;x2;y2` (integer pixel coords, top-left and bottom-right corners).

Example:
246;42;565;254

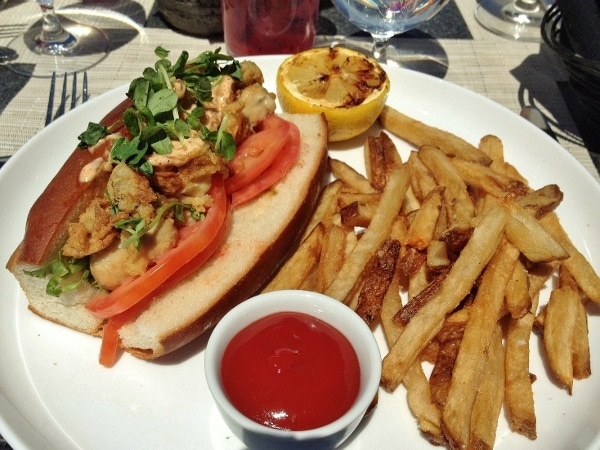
77;122;109;148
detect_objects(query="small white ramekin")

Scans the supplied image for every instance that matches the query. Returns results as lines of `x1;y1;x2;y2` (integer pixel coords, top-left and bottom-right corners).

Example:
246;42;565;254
204;289;381;450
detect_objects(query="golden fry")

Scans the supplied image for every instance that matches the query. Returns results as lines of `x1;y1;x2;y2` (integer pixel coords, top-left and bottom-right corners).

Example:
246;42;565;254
479;134;504;161
544;286;579;393
418;145;475;228
325;163;411;304
354;238;401;322
404;186;444;250
339;200;378;228
505;257;531;319
364;131;402;190
379;105;492;165
316;224;347;293
407;150;437;202
442;240;519;448
302;180;344;240
505;202;568;263
451;157;529;199
329;158;377;194
381;206;508;391
505;293;539;440
404;362;446;446
469;324;505;449
542;212;600;304
262;223;324;292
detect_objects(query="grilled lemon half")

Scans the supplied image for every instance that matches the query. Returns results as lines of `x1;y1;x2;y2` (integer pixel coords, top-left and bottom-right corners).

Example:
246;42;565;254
276;47;390;142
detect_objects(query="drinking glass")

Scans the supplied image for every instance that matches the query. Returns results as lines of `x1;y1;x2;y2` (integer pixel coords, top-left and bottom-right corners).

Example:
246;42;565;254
6;0;109;77
222;0;320;56
475;0;546;41
330;0;450;64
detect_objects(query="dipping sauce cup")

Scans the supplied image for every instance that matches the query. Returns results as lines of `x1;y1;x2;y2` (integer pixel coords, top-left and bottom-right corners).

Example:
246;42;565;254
205;290;381;450
221;0;320;56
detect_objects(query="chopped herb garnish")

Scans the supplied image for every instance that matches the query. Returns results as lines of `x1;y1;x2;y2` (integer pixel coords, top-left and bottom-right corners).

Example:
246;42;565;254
77;122;109;148
77;46;241;174
115;201;203;250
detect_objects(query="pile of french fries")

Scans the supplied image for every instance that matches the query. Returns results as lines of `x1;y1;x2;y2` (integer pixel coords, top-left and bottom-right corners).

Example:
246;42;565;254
263;105;600;448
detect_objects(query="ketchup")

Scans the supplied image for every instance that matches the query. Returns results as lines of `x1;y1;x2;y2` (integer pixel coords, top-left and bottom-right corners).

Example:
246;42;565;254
220;311;361;431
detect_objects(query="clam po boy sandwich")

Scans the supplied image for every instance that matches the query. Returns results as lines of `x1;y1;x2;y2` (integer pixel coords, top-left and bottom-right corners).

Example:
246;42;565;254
7;47;328;366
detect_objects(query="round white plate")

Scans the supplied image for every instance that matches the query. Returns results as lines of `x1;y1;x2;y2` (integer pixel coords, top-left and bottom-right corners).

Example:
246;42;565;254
1;55;600;450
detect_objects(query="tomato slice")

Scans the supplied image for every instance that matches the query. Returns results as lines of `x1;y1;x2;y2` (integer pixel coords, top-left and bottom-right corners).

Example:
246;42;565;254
86;175;230;319
231;121;301;207
224;116;290;194
98;296;151;367
97;209;232;367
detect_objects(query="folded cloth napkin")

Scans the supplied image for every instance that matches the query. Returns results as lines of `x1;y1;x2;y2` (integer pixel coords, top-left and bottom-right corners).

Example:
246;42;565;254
556;0;600;61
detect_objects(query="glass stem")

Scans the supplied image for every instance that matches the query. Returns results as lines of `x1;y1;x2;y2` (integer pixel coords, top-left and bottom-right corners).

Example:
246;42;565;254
372;36;390;63
38;3;71;45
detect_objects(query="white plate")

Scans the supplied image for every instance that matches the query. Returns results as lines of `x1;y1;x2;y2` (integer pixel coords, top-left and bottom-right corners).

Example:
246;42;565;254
1;55;600;450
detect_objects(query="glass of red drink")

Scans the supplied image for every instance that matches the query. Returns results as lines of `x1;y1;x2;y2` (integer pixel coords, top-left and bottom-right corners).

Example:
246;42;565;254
221;0;320;56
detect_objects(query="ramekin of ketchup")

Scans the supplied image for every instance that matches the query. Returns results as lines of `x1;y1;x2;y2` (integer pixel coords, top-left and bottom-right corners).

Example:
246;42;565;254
205;290;381;450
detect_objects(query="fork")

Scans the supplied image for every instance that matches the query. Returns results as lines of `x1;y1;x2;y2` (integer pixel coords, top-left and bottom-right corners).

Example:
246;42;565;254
0;72;89;167
45;71;89;126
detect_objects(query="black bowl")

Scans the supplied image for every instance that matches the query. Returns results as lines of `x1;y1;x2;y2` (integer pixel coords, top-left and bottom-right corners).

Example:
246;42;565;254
542;3;600;126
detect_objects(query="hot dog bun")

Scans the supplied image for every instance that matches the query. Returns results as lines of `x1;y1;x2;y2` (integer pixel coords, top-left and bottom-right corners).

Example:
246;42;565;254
7;112;329;359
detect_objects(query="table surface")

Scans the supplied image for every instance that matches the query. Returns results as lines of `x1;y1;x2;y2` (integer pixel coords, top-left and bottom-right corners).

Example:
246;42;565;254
0;0;598;448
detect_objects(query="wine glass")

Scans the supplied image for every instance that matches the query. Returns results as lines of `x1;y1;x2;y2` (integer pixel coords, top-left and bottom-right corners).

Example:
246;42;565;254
330;0;451;64
6;0;109;77
475;0;547;42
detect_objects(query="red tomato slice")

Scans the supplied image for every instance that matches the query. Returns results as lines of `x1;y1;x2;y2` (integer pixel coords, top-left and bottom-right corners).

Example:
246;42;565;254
86;175;230;319
231;121;301;207
98;296;151;367
224;116;290;194
97;211;232;367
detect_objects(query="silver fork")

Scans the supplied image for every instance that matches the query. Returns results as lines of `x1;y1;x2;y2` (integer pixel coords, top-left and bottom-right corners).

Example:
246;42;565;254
45;71;89;126
0;71;89;167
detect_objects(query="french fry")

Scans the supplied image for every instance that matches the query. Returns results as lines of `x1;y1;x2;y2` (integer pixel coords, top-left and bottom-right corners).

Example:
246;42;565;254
441;240;519;448
380;260;405;346
379;105;492;166
395;268;449;326
505;257;531;319
329;158;377;194
405;362;446;446
316;224;347;293
505;202;568;263
543;285;579;393
517;184;563;219
302;180;344;240
325;163;411;304
572;293;592;380
337;191;381;208
451;157;529;200
505;293;539;440
404;186;444;250
558;266;591;380
426;240;451;271
364;131;402;190
479;134;504;161
381;205;508;391
418;145;475;228
429;314;466;410
541;212;600;304
354;237;401;322
469;324;505;449
339;200;378;228
262;223;325;292
407;150;437;202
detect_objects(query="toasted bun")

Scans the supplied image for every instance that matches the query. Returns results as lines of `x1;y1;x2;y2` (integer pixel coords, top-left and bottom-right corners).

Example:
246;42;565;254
7;112;329;358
